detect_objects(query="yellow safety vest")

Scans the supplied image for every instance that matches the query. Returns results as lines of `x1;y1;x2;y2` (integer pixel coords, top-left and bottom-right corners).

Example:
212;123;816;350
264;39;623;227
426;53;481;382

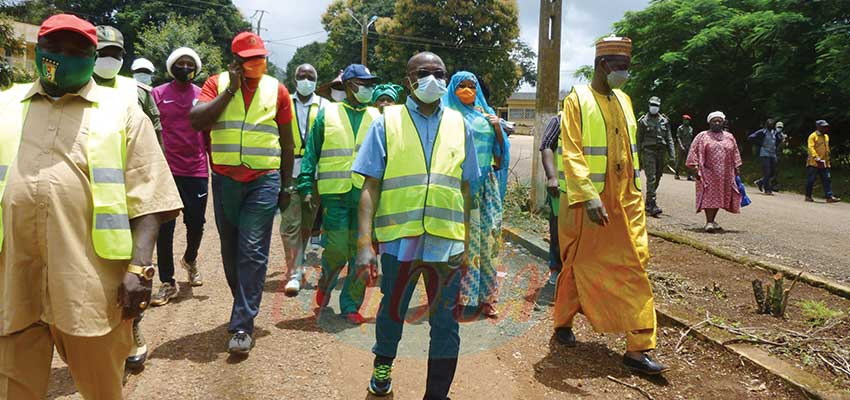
317;102;379;194
572;85;641;193
556;112;567;193
291;100;320;157
0;83;133;260
375;105;466;242
210;73;280;170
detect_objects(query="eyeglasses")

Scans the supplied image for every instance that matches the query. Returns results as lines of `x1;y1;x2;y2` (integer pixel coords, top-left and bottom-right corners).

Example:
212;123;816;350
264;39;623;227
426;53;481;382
415;69;446;80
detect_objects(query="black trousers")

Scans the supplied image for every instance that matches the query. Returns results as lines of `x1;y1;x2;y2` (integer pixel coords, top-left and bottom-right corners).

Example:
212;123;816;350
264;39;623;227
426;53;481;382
157;176;209;283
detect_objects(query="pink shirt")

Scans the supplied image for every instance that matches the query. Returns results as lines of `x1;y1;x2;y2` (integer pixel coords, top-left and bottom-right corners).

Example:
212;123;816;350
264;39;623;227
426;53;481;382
152;81;209;178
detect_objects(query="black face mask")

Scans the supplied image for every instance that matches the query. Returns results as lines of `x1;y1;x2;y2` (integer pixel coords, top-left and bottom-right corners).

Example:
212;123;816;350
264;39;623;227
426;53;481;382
710;123;724;132
172;66;196;82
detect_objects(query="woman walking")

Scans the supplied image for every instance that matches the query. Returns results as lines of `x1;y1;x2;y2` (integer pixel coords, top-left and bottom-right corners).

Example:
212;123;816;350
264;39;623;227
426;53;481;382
444;71;504;318
686;111;743;232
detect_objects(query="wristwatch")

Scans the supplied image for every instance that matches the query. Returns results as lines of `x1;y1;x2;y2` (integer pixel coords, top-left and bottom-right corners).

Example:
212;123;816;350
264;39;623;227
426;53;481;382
127;264;156;281
283;185;297;194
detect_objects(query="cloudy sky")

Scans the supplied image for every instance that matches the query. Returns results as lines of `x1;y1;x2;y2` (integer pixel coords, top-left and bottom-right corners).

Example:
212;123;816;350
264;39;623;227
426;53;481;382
232;0;650;92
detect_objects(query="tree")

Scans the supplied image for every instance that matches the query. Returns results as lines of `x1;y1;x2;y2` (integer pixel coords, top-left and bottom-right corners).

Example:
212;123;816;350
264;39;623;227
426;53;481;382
572;65;593;84
320;0;396;74
511;39;537;87
285;41;337;84
134;14;224;85
613;0;850;155
0;13;32;88
1;0;250;74
375;0;522;106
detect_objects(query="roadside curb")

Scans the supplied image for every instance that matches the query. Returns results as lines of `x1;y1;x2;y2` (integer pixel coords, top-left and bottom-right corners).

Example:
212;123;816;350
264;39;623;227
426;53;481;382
648;228;850;300
502;226;850;400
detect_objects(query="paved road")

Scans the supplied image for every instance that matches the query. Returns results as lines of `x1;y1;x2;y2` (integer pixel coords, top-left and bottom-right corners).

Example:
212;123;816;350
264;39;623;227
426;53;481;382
509;134;850;284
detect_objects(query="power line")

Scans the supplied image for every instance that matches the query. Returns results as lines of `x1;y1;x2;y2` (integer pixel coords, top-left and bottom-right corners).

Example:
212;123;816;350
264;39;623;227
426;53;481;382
265;30;327;43
369;31;514;51
367;33;510;53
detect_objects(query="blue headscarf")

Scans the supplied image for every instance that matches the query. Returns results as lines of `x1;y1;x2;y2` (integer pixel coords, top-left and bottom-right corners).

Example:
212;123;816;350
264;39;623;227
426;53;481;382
443;71;498;177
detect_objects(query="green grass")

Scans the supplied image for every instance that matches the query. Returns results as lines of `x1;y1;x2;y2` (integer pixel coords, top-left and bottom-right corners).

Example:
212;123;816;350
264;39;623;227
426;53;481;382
797;299;844;328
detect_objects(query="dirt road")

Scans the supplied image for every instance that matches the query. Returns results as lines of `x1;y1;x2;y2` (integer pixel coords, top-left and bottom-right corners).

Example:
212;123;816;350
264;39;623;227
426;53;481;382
509;135;850;284
45;204;805;399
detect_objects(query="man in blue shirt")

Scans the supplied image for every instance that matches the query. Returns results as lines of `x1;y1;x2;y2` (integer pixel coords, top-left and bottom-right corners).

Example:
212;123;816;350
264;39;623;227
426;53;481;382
748;118;784;195
352;52;480;400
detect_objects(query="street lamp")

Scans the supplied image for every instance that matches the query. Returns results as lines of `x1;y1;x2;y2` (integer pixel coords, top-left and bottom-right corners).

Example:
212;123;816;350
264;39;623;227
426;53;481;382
347;9;379;67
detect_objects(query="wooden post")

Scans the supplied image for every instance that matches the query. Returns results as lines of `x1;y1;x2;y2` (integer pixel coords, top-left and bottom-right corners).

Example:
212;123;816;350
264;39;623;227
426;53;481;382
531;0;562;212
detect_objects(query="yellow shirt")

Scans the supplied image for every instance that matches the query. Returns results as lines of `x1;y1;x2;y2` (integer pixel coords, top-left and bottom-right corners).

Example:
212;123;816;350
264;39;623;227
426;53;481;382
0;80;182;337
807;131;830;168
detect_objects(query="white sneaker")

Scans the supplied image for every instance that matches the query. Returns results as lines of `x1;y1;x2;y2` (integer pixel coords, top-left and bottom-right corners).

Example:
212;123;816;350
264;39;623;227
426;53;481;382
284;268;304;297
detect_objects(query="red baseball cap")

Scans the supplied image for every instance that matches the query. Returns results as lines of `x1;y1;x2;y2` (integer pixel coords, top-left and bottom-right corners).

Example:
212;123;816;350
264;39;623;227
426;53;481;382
231;32;269;58
38;14;97;46
682;114;692;120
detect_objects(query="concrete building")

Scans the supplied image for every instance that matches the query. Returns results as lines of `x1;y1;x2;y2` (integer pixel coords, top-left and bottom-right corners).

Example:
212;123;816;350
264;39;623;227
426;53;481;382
3;21;39;72
497;92;536;135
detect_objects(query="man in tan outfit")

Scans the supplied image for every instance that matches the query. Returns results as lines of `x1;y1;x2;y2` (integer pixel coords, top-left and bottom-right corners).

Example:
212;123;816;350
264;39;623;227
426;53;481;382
0;14;182;399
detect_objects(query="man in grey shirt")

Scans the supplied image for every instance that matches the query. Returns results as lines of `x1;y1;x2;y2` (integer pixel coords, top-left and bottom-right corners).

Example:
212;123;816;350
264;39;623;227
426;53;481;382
748;118;785;195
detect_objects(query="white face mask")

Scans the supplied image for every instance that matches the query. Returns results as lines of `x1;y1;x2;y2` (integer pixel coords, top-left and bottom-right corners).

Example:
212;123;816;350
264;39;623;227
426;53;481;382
296;79;316;97
133;72;152;85
94;57;122;79
649;105;660;115
413;74;447;104
353;84;374;104
606;70;629;89
331;88;346;102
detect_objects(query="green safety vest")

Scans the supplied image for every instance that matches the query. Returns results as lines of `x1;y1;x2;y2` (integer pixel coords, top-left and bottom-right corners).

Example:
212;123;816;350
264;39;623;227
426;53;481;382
374;104;466;242
291;100;320;157
210;73;281;169
316;102;379;195
0;83;133;260
572;85;641;193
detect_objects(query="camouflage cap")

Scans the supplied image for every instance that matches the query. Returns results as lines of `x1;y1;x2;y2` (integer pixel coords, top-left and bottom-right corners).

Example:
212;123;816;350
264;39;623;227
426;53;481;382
96;25;124;51
649;96;661;106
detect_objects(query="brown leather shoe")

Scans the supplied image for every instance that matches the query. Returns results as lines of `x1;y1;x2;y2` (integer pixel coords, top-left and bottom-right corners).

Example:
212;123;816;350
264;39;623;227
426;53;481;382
827;196;841;203
805;197;815;202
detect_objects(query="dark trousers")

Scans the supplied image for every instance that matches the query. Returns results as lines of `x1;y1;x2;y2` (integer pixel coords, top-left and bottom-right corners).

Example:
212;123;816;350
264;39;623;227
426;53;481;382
547;195;562;272
157;176;208;283
806;167;834;198
760;156;778;193
212;171;280;334
373;253;462;400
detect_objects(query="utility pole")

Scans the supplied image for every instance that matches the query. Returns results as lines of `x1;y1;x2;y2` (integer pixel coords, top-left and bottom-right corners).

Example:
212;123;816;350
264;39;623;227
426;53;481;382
531;0;562;212
347;9;378;67
254;9;269;36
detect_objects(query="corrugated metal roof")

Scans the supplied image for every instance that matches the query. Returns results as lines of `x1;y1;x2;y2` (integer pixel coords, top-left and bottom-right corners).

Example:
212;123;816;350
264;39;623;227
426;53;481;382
509;92;536;101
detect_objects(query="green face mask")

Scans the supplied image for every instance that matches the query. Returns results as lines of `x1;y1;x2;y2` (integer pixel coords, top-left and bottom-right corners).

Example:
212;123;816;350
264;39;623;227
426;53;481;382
35;47;96;90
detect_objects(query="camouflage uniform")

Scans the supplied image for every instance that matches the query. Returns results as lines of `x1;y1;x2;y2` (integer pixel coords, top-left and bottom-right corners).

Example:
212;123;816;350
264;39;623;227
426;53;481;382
637;96;675;214
675;122;694;179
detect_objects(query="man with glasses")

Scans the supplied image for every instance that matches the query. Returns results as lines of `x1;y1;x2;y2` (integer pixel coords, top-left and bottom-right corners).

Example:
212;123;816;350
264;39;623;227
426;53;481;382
552;37;667;375
297;64;380;324
354;52;480;399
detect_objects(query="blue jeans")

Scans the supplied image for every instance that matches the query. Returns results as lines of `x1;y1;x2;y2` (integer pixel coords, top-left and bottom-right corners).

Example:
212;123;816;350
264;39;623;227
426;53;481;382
760;156;778;193
806;167;833;198
211;171;280;334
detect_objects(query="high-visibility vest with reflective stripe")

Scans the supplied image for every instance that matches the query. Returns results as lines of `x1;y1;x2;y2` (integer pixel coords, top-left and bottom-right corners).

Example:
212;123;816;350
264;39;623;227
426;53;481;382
572;85;641;193
210;73;280;169
291;100;320;157
556;135;567;193
317;102;379;194
375;104;466;242
0;83;133;260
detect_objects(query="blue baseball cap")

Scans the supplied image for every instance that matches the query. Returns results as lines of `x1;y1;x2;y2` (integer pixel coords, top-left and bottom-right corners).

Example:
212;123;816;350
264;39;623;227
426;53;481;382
342;64;378;81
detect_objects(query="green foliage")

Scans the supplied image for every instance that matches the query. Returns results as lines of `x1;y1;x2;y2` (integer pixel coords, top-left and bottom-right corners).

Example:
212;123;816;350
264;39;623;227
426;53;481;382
284;41;336;84
376;0;522;106
0;13;24;88
612;0;850;154
797;299;844;328
1;0;250;75
320;0;395;75
573;65;593;83
511;39;537;87
134;15;223;85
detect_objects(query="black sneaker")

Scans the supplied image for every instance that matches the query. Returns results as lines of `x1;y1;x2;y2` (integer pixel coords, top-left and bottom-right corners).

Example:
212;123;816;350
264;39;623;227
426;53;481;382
554;327;576;347
623;353;669;375
227;330;254;355
368;362;393;396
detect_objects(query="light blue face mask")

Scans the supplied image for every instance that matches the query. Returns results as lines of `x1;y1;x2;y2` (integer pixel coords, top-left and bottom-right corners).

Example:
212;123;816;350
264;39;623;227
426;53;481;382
354;84;375;104
413;74;448;104
133;72;153;85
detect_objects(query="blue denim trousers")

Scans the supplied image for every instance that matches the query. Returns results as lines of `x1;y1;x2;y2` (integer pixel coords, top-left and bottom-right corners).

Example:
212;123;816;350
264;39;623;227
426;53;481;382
211;171;280;334
806;166;834;198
